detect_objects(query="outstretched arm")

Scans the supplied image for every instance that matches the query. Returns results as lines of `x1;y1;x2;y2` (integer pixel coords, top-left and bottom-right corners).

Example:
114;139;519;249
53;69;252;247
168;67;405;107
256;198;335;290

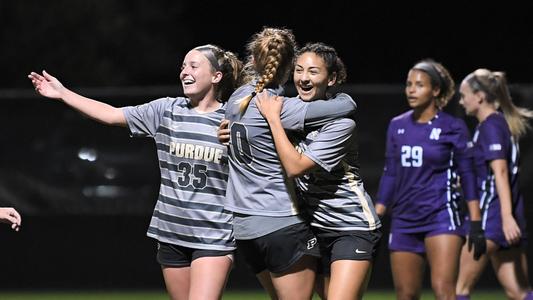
28;71;127;127
0;207;21;231
256;92;316;178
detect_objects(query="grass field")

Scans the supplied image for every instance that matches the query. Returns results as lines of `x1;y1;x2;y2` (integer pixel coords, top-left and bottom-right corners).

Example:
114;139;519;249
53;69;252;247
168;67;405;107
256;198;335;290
0;290;507;299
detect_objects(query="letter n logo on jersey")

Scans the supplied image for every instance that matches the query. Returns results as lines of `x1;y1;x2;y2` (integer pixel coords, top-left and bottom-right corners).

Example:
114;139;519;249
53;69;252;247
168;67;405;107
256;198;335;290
429;128;442;140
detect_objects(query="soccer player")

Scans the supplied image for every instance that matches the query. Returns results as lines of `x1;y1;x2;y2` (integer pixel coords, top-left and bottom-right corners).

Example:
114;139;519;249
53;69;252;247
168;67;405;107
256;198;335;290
223;28;358;300
456;68;533;300
375;59;485;300
28;44;243;300
0;207;21;231
255;42;382;300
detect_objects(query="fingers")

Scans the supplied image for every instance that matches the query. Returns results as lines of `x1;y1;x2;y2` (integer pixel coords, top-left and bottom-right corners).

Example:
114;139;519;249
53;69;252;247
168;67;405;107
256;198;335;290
504;224;522;245
0;207;22;231
218;129;230;145
219;119;229;130
28;71;44;81
11;223;21;232
42;70;55;80
28;71;46;92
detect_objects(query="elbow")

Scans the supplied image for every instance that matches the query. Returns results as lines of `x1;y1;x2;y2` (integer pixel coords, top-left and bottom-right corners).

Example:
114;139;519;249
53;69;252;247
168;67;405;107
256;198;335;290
285;170;302;179
285;167;306;179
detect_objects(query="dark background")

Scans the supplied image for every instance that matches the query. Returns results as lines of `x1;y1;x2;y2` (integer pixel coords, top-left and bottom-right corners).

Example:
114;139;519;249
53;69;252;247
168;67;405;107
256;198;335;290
1;0;532;293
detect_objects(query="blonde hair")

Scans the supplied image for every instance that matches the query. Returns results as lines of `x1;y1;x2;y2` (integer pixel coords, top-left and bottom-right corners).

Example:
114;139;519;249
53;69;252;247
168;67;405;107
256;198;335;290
465;68;533;138
411;59;455;109
239;27;297;113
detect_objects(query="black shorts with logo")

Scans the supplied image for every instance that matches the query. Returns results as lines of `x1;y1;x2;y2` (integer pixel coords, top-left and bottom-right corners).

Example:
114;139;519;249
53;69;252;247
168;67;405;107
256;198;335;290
157;242;234;267
236;222;320;274
315;228;382;275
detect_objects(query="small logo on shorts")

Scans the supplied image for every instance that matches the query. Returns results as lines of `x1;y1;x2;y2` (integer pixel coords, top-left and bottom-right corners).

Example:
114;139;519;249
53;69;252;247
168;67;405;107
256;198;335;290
355;248;367;254
307;237;317;250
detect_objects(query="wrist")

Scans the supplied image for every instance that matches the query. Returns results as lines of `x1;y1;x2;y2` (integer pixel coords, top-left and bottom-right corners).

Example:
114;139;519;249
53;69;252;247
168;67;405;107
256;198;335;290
470;220;483;232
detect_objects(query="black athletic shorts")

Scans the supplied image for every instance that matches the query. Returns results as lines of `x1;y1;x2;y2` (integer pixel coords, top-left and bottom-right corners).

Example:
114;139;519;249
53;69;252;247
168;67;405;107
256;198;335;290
157;242;234;267
236;222;320;274
315;228;382;275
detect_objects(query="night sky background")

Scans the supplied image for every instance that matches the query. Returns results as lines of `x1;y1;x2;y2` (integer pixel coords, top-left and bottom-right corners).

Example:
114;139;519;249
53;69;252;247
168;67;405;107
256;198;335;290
2;1;533;87
1;0;533;292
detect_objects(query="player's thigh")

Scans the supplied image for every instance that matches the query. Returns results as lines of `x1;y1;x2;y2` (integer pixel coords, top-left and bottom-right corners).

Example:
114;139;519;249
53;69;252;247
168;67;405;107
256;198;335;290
425;234;463;282
189;254;234;300
329;259;372;300
271;255;316;300
162;266;191;300
390;251;425;294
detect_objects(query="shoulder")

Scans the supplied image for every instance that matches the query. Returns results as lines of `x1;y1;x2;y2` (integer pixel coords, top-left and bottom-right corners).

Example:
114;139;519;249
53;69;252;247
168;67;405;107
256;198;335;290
323;117;356;131
480;113;510;135
228;83;255;102
171;96;190;107
438;112;468;132
390;110;412;125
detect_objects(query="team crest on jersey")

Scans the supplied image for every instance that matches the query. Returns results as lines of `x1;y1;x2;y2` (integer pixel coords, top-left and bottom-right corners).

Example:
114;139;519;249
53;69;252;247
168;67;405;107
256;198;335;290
429;128;442;140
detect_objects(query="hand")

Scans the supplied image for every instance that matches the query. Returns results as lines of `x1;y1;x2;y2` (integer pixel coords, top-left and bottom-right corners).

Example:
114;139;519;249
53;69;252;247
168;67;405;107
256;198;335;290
218;119;230;145
28;70;65;99
0;207;22;232
375;203;387;219
255;91;283;122
468;220;486;260
502;214;521;245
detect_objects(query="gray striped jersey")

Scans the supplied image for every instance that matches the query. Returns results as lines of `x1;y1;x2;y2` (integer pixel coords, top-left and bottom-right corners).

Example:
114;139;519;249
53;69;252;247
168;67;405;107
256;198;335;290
225;83;357;217
122;97;234;251
296;118;382;231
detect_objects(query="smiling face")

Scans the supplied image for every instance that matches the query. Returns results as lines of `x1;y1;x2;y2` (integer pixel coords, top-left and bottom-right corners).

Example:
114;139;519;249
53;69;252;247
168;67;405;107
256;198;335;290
179;49;219;100
405;69;439;110
293;52;336;101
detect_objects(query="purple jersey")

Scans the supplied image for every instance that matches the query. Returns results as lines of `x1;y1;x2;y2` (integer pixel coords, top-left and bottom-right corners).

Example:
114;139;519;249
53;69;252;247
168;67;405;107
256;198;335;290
377;110;477;233
472;112;527;247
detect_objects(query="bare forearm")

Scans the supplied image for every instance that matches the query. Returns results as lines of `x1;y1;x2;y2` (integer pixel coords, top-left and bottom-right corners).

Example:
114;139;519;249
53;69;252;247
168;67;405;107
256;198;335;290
467;200;481;221
490;159;513;218
494;168;513;217
61;88;127;127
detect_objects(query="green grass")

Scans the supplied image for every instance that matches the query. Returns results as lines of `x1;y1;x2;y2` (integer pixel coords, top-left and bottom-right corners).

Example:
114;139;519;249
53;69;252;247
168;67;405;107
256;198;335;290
0;290;507;299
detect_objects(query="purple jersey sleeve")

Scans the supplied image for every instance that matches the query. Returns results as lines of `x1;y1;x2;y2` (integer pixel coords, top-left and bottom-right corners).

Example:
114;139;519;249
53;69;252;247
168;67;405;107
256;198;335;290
478;117;510;161
376;121;397;207
451;119;478;201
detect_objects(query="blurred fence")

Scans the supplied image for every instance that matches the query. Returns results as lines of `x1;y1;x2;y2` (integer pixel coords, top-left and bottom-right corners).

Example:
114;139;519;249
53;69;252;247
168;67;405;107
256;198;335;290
0;84;532;290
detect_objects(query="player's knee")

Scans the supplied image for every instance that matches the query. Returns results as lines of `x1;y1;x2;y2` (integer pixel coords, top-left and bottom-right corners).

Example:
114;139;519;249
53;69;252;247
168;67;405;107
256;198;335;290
431;279;455;299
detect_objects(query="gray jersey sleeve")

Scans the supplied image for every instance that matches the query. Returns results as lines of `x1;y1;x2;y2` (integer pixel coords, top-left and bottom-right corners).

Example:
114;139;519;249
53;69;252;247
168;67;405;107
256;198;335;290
304;93;357;129
122;97;175;137
303;118;356;172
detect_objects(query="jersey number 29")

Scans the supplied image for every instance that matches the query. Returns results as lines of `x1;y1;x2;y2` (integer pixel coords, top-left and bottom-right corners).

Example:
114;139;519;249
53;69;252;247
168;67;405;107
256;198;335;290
401;145;423;167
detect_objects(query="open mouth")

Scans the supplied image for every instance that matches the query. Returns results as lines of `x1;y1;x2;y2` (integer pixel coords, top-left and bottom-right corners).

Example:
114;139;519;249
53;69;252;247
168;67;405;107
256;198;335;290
299;85;313;92
182;78;195;85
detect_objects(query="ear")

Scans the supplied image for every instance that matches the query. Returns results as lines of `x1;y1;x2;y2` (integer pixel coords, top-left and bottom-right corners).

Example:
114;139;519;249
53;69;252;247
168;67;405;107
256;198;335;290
212;71;223;84
432;86;441;98
327;72;337;87
475;91;485;104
